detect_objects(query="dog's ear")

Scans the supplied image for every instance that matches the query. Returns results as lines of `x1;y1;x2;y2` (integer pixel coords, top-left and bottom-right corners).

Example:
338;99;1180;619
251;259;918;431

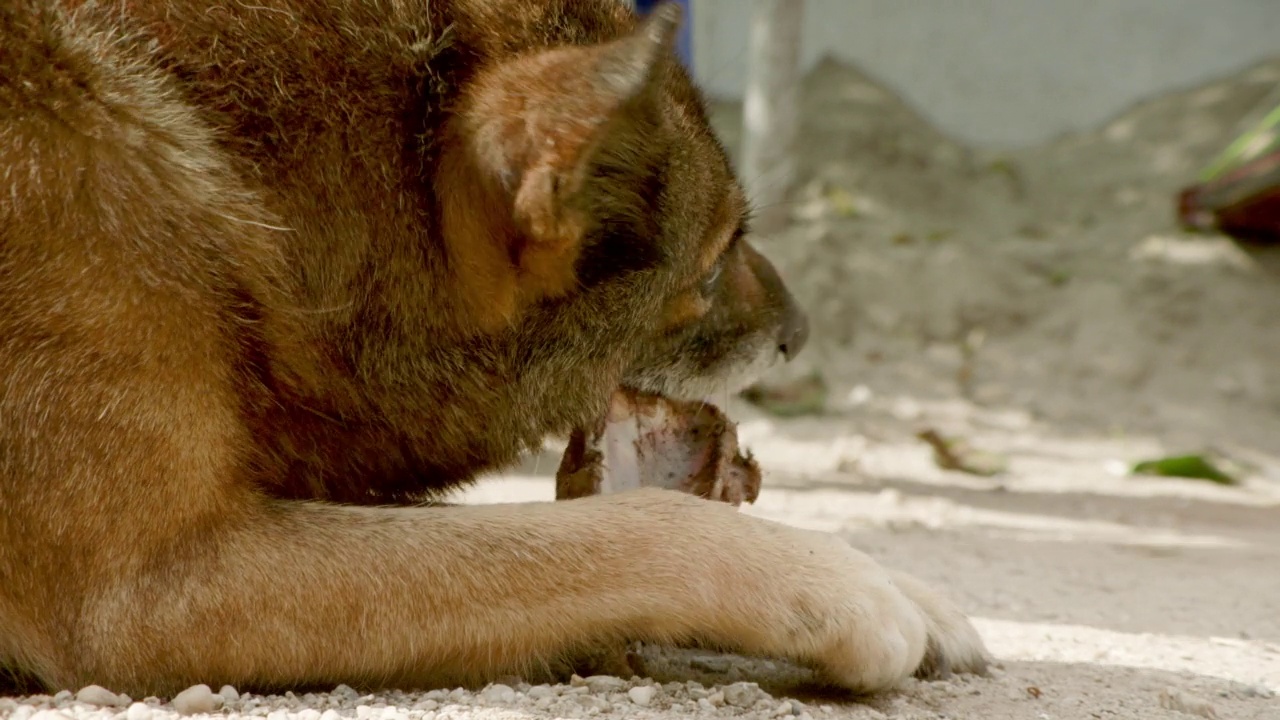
440;4;682;327
489;3;681;250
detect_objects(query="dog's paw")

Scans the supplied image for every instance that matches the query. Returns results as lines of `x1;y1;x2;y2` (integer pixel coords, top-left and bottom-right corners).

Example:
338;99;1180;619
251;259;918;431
601;490;987;695
761;532;923;693
889;570;990;680
766;531;988;694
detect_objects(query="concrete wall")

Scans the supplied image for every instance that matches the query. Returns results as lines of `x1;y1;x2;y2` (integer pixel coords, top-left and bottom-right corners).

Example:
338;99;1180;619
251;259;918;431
687;0;1280;149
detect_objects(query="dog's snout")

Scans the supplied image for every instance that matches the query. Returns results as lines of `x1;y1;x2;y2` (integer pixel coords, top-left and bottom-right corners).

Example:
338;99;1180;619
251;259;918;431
777;306;810;362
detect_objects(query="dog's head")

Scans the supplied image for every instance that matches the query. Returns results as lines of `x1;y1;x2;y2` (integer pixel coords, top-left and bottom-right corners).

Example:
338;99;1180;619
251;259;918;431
438;1;808;402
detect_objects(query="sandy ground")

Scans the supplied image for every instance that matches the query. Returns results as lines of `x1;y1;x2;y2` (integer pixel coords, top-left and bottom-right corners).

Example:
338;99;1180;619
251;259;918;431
5;51;1280;720
461;390;1280;720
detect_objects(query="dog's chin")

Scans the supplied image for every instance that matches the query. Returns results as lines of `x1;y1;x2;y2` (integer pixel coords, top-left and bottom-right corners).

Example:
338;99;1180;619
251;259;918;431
622;343;785;406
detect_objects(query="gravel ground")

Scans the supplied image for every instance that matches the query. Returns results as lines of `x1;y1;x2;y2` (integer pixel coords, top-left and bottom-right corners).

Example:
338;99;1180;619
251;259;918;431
0;677;882;720
13;666;1263;720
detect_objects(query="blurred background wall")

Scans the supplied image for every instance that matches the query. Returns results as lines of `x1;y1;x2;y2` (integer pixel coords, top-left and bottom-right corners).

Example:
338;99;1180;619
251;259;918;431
683;0;1280;148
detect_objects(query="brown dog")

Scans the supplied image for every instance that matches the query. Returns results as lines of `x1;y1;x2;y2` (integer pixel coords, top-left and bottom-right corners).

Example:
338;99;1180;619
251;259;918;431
0;0;988;698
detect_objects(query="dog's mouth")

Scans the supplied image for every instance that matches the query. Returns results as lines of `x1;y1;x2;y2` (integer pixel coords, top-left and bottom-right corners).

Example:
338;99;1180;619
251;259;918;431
554;388;761;505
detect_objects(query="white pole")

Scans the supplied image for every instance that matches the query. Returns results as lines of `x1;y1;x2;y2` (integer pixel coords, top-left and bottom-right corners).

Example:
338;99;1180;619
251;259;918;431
740;0;805;237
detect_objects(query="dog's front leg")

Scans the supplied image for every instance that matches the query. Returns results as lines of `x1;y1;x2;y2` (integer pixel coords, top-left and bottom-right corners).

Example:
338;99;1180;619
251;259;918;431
64;488;984;697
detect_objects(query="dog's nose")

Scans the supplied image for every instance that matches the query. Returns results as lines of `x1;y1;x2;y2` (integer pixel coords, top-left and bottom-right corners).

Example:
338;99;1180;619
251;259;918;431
777;307;810;362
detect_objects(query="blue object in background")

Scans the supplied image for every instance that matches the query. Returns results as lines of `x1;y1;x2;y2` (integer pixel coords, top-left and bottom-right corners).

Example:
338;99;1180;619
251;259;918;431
635;0;692;72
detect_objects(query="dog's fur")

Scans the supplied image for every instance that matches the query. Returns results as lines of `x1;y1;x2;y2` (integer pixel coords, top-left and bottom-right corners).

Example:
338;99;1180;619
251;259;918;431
0;0;988;697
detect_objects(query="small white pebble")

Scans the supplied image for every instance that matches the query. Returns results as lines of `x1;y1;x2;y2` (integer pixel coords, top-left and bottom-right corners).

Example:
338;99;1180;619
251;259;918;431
525;685;557;700
75;685;125;707
627;686;656;707
773;701;794;717
30;711;71;720
125;701;152;720
52;691;73;704
723;682;764;708
320;710;343;720
479;683;516;705
218;685;240;703
1159;688;1218;719
583;675;627;694
170;685;221;715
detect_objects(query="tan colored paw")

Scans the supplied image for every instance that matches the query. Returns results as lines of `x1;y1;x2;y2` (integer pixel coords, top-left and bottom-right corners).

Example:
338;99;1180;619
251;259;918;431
889;570;990;679
766;533;987;693
773;531;930;693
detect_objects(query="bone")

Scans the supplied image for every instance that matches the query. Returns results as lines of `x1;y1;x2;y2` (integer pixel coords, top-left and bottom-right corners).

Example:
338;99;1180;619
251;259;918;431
555;389;762;506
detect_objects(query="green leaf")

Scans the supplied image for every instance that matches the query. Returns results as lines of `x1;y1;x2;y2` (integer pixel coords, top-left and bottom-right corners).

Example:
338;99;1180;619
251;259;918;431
1131;455;1238;485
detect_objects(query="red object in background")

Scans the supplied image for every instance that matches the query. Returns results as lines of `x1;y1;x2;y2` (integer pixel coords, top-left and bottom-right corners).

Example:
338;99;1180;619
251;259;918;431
1178;149;1280;244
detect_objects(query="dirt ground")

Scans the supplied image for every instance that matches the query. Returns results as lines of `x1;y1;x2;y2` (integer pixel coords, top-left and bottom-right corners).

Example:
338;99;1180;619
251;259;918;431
472;54;1280;719
471;393;1279;719
5;51;1280;720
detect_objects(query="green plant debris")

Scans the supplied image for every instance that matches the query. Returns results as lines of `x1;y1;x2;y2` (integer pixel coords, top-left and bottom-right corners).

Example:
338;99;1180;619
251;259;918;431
1198;100;1280;183
985;157;1019;178
739;372;829;417
984;157;1027;198
1131;454;1238;485
824;186;861;218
